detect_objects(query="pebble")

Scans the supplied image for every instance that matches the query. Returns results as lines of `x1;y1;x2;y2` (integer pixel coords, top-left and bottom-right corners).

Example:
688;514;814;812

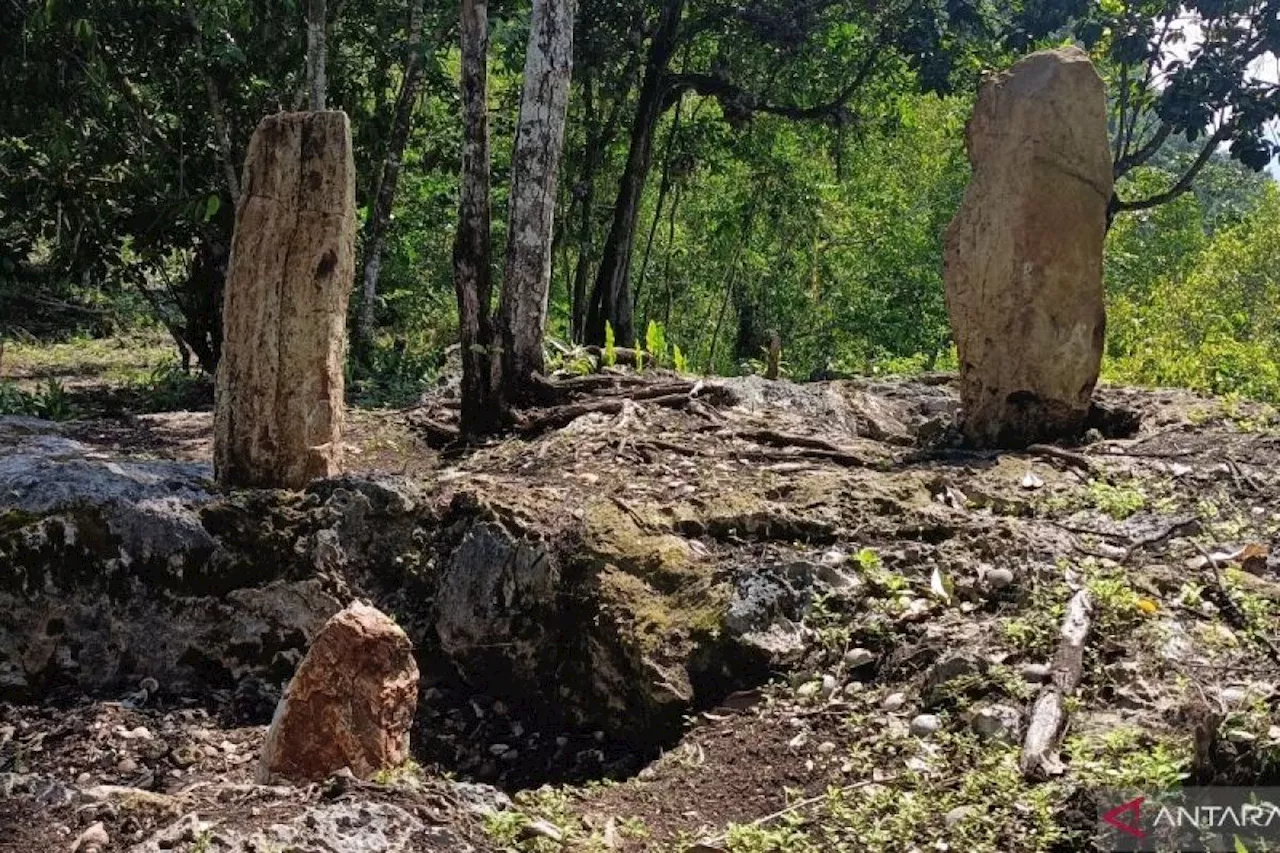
844;648;875;668
115;726;152;741
945;806;972;828
796;680;823;699
788;732;809;749
1020;663;1050;683
909;714;941;737
116;758;138;775
1219;687;1249;708
518;820;565;844
488;743;510;756
817;741;837;755
969;704;1021;743
71;821;109;853
555;736;569;748
821;674;839;697
984;568;1016;590
881;692;907;712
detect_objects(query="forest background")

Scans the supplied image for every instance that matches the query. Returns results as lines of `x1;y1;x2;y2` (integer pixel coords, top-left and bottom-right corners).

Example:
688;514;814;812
1;0;1278;412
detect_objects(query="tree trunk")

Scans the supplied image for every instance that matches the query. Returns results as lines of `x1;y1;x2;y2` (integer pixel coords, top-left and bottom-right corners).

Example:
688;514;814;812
184;0;239;207
307;0;327;110
356;0;428;356
453;0;502;436
584;0;683;347
633;92;682;331
497;0;575;405
214;112;356;489
568;73;597;343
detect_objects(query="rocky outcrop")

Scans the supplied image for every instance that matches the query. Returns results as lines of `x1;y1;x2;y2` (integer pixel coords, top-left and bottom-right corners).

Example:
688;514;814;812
0;420;395;702
944;47;1113;447
215;110;357;489
0;373;1063;759
258;603;419;782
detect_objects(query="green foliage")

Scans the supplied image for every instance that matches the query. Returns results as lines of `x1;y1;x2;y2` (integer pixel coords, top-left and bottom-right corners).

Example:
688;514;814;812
672;344;689;374
0;378;77;421
1106;184;1280;403
1065;727;1190;790
1087;480;1147;521
603;322;617;368
4;0;1279;415
644;320;666;367
128;362;212;413
0;381;34;417
347;338;443;410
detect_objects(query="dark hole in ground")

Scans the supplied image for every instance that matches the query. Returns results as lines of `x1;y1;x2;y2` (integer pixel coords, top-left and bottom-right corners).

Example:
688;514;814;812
409;649;774;792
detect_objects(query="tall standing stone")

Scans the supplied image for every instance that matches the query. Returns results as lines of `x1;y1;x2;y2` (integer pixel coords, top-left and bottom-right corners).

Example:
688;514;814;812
215;111;356;489
944;47;1113;447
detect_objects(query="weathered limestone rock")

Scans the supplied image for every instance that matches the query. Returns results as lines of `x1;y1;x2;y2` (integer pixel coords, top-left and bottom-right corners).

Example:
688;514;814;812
258;602;419;783
944;47;1113;447
215;110;356;489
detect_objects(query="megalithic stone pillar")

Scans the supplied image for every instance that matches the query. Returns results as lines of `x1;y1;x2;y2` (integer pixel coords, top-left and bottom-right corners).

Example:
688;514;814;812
944;47;1114;448
215;111;356;489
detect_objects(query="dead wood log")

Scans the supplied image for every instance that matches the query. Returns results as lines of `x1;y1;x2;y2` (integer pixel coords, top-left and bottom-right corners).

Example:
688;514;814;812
730;428;872;468
1020;588;1093;779
584;344;643;365
1026;443;1097;475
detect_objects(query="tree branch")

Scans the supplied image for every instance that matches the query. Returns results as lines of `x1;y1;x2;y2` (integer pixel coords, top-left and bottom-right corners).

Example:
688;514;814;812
1113;123;1230;214
1114;121;1171;179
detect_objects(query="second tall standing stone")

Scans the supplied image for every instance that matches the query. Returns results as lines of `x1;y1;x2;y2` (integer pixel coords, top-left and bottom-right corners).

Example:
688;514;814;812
944;47;1113;447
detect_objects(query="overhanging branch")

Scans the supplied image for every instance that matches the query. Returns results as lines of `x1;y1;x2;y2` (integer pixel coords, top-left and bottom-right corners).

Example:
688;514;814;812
1113;123;1230;214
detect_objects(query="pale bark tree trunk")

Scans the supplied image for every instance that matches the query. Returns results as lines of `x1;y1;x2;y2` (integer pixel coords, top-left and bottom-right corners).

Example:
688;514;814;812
498;0;575;406
356;0;427;356
585;0;683;347
453;0;502;436
307;0;327;110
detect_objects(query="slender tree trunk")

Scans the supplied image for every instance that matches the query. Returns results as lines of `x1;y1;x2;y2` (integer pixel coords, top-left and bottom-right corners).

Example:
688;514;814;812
661;183;681;330
633;93;682;331
568;44;644;342
705;207;755;373
454;0;501;436
569;74;597;343
307;0;327;110
585;0;684;347
356;0;427;356
184;0;239;207
497;0;575;405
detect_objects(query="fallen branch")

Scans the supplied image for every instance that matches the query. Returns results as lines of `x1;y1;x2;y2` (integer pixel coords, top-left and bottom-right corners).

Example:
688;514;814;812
410;416;461;449
1191;541;1280;667
516;391;699;435
1021;589;1093;779
730;429;872;467
1026;444;1097;475
1121;516;1201;564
